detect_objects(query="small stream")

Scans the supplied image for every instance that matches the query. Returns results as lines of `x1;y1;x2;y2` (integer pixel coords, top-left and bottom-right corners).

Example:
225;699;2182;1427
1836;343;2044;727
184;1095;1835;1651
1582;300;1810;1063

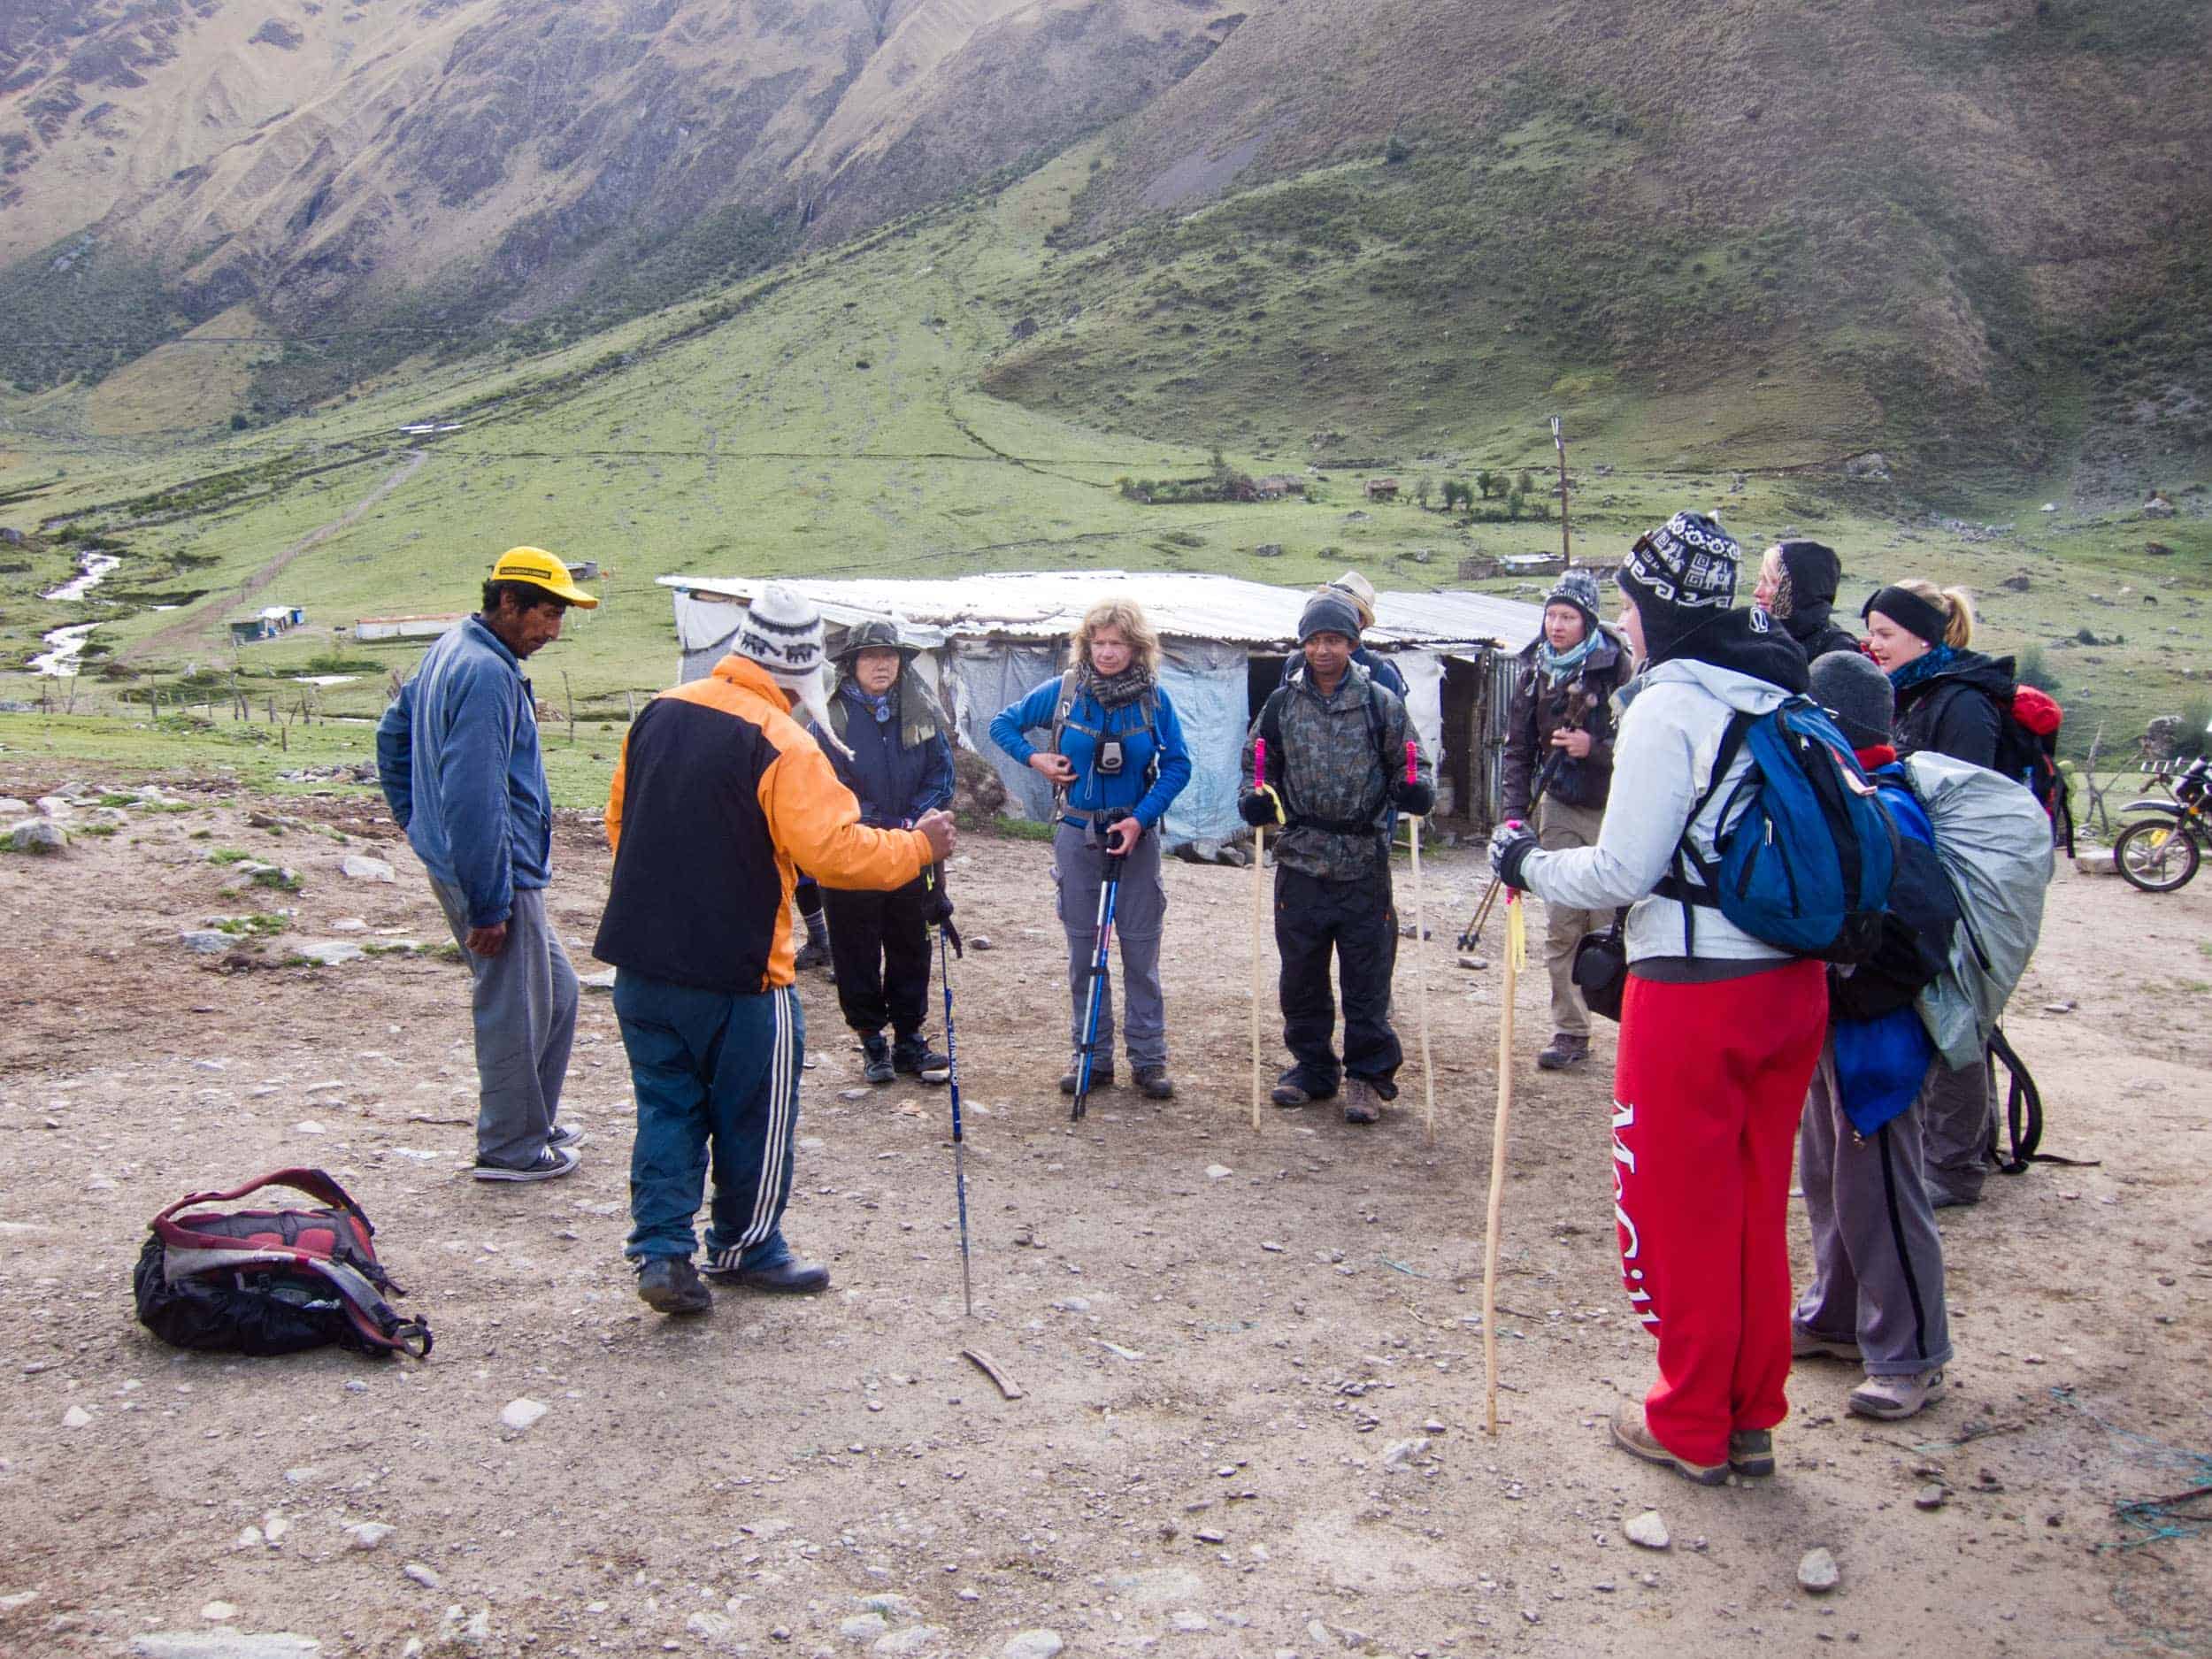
32;550;123;677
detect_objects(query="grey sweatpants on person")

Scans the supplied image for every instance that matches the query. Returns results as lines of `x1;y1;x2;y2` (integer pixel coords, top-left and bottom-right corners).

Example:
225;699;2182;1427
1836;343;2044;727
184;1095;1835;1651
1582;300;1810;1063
1535;797;1604;1038
1919;1053;1996;1207
1794;1043;1952;1377
430;880;579;1169
1053;821;1169;1071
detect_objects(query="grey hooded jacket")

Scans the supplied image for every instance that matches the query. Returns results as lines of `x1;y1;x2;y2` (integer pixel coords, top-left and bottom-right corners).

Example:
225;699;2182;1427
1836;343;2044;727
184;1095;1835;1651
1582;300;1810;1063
1517;657;1797;967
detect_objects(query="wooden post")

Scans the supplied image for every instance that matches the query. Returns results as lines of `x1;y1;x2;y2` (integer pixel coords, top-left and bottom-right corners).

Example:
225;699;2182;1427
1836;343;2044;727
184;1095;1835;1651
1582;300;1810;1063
1482;893;1523;1436
563;670;576;745
1550;415;1571;567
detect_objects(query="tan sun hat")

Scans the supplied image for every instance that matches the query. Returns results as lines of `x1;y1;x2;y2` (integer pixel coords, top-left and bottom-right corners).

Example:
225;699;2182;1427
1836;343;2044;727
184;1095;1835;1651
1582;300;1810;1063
490;546;598;609
1324;570;1377;628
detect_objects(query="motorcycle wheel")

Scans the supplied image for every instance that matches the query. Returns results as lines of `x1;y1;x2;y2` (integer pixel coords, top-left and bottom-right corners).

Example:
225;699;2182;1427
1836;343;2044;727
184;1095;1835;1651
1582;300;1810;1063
2114;818;2201;893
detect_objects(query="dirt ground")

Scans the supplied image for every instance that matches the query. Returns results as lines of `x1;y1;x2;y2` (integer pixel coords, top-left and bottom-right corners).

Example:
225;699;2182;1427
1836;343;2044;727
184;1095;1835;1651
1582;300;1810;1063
1;768;2208;1659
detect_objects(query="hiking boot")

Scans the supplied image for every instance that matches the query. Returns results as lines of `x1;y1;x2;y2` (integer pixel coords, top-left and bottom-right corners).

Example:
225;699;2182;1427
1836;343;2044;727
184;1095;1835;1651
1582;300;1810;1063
1848;1369;1947;1421
1133;1065;1175;1101
1792;1326;1863;1363
1609;1400;1727;1486
1342;1079;1383;1125
1727;1429;1776;1479
1272;1071;1337;1108
1925;1183;1982;1210
795;936;832;973
706;1258;831;1295
894;1033;951;1086
546;1122;587;1152
860;1033;895;1085
1537;1033;1591;1071
635;1256;710;1316
472;1145;580;1184
1060;1063;1114;1094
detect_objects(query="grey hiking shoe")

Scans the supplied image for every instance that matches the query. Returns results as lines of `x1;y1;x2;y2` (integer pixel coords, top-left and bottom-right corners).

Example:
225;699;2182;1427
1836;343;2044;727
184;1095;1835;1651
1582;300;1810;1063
636;1256;710;1316
893;1033;951;1086
1133;1064;1175;1100
861;1033;895;1085
1342;1079;1382;1125
1849;1369;1947;1421
1728;1429;1776;1479
1537;1033;1591;1071
1792;1326;1863;1363
472;1146;580;1184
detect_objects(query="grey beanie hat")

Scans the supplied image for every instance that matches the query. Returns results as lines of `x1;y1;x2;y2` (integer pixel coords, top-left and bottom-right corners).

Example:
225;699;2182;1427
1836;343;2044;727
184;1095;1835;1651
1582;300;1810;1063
1809;649;1894;750
1545;567;1602;631
1297;591;1363;644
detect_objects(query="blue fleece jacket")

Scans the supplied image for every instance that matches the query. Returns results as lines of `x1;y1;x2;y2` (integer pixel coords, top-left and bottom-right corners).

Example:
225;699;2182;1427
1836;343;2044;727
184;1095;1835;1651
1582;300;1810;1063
374;616;553;928
989;676;1193;829
827;682;955;828
1829;766;1939;1136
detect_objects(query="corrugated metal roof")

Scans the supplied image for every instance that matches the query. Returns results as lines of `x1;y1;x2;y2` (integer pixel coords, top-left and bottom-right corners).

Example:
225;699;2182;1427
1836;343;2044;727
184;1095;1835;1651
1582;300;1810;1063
662;570;1542;651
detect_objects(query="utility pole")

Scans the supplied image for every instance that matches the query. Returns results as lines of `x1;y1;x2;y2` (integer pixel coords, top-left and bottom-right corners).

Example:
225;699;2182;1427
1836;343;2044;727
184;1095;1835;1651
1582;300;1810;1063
1550;415;1572;567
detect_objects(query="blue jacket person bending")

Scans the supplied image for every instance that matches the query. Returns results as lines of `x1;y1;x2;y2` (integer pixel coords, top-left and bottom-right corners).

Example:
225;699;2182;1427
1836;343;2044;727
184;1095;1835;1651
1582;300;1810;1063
595;586;956;1317
990;595;1193;1101
376;547;597;1184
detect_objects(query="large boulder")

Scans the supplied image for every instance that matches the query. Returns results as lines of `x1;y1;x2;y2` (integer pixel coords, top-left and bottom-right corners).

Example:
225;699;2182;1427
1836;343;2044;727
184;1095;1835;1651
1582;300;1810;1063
5;818;68;854
952;747;1009;823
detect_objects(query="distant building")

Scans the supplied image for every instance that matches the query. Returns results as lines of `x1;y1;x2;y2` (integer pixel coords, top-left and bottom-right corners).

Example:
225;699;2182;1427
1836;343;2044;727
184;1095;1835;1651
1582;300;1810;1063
230;617;278;645
568;560;602;581
1364;478;1400;502
1254;476;1306;499
356;613;465;642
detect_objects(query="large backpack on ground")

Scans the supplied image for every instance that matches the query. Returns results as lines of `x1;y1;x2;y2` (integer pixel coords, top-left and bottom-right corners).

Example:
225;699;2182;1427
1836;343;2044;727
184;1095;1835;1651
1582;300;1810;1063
1991;675;2072;855
1903;751;2053;1070
1657;697;1897;964
134;1169;432;1359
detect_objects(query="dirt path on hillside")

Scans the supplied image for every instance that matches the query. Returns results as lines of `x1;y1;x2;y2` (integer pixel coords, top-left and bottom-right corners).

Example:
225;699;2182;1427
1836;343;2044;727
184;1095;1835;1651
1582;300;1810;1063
121;449;429;664
0;771;2207;1659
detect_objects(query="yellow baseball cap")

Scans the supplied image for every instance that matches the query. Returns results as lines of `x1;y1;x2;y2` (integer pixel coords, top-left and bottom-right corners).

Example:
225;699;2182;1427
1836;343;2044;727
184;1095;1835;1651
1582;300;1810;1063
490;546;599;608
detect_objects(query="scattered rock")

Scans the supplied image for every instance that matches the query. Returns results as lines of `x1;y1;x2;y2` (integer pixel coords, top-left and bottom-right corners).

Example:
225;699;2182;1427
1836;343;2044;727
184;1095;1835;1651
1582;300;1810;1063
291;941;365;967
1002;1632;1064;1659
499;1398;549;1432
1380;1438;1424;1470
5;818;68;854
1915;1485;1947;1511
871;1628;944;1657
1457;956;1488;972
579;968;618;991
401;1562;441;1589
1797;1547;1840;1593
337;855;396;883
130;1637;323;1659
1843;451;1892;483
839;1614;888;1643
1624;1510;1671;1550
1168;1611;1210;1632
970;934;994;951
62;1404;91;1428
1204;1164;1234;1181
328;918;370;933
180;931;234;955
344;1521;396;1550
687;1611;739;1647
202;1603;238;1621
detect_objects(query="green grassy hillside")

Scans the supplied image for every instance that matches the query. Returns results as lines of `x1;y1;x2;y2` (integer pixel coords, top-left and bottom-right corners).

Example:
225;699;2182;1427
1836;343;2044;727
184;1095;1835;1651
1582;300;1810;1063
1;143;2208;782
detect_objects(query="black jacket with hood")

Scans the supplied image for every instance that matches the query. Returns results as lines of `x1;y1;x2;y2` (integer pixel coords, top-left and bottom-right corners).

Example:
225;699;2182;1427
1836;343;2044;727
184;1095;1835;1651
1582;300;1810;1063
1892;651;2012;771
1501;626;1626;818
1769;541;1860;662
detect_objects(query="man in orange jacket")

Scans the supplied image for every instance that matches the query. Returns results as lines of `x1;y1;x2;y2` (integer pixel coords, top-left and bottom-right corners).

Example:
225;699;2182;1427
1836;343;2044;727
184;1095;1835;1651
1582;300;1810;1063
595;585;956;1315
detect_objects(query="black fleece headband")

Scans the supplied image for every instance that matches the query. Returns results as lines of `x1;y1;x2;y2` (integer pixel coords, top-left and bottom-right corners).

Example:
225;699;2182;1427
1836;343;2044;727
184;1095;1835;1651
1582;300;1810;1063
1861;585;1948;646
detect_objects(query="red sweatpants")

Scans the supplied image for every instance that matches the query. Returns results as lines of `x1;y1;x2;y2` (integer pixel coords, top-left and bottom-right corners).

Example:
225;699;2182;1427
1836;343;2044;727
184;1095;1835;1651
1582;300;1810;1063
1612;960;1827;1468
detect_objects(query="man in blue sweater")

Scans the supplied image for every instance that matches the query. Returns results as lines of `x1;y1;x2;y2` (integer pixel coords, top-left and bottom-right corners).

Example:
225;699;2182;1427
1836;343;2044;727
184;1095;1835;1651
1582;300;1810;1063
376;548;596;1183
819;619;957;1086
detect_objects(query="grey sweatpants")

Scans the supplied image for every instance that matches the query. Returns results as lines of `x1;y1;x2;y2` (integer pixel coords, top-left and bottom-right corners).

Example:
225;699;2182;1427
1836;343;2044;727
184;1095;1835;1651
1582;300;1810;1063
1053;821;1169;1070
1794;1043;1952;1377
430;880;579;1169
1536;797;1604;1037
1920;1052;1996;1207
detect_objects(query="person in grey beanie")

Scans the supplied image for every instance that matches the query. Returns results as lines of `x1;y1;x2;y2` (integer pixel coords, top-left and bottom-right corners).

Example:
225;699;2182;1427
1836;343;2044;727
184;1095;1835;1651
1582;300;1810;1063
1500;566;1627;1069
1793;649;1957;1421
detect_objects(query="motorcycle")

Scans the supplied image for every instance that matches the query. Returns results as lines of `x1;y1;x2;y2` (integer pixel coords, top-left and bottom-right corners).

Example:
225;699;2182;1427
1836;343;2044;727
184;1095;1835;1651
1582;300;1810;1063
2113;749;2212;893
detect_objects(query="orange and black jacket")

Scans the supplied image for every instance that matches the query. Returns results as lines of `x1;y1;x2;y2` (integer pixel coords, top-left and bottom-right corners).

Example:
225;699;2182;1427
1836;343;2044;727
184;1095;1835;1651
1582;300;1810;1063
595;655;932;994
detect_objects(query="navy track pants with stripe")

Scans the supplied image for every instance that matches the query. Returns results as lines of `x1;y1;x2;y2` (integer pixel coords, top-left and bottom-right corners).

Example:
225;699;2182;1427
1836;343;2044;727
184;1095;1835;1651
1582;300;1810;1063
616;972;803;1271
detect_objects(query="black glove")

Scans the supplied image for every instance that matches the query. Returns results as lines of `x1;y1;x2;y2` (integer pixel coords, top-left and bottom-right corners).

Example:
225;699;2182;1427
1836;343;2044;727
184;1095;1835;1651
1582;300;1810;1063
1394;778;1435;817
1488;819;1540;888
925;884;955;926
940;916;964;959
1238;789;1282;828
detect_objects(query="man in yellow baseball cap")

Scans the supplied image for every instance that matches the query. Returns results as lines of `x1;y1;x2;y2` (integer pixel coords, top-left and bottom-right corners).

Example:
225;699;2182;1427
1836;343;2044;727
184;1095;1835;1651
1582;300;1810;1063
373;547;598;1183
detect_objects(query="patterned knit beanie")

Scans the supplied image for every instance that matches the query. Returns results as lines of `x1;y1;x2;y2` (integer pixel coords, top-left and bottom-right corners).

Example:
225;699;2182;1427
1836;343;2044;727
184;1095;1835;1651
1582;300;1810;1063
736;584;849;756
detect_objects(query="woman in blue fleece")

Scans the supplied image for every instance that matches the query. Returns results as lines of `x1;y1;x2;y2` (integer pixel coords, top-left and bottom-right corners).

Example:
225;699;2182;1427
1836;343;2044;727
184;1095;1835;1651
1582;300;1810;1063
1793;651;1956;1422
990;595;1193;1100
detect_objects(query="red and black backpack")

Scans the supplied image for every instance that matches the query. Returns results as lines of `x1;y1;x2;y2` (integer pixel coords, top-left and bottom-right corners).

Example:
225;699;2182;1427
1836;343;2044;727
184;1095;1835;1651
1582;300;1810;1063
1994;681;2071;856
134;1169;432;1358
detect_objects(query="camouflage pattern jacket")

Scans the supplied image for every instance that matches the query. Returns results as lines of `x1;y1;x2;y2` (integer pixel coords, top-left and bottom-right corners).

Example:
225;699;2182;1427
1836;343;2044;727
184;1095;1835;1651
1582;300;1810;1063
1244;662;1431;881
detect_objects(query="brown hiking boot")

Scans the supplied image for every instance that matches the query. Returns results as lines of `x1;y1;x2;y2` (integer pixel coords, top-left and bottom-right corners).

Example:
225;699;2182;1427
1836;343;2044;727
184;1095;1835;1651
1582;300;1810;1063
1609;1401;1726;1486
1537;1033;1591;1071
1342;1079;1382;1125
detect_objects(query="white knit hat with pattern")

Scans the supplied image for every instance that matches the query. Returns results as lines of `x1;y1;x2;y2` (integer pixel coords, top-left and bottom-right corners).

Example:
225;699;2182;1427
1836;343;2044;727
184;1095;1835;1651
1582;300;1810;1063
735;584;850;757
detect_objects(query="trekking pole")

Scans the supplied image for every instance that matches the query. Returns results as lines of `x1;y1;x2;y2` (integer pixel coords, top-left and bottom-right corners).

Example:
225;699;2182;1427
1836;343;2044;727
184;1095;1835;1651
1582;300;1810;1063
1249;738;1268;1133
1482;887;1527;1436
1405;741;1436;1143
926;865;974;1317
1457;753;1562;951
1071;810;1129;1123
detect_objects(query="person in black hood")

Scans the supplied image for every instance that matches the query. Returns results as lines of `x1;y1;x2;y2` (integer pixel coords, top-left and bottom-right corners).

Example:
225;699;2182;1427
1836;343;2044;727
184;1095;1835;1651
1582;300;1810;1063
1861;577;2010;1208
1753;540;1859;662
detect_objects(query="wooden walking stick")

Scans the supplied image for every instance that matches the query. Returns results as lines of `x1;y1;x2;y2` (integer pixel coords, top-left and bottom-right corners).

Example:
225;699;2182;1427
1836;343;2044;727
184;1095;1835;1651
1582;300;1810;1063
1482;887;1527;1436
1249;736;1270;1133
1405;741;1435;1142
